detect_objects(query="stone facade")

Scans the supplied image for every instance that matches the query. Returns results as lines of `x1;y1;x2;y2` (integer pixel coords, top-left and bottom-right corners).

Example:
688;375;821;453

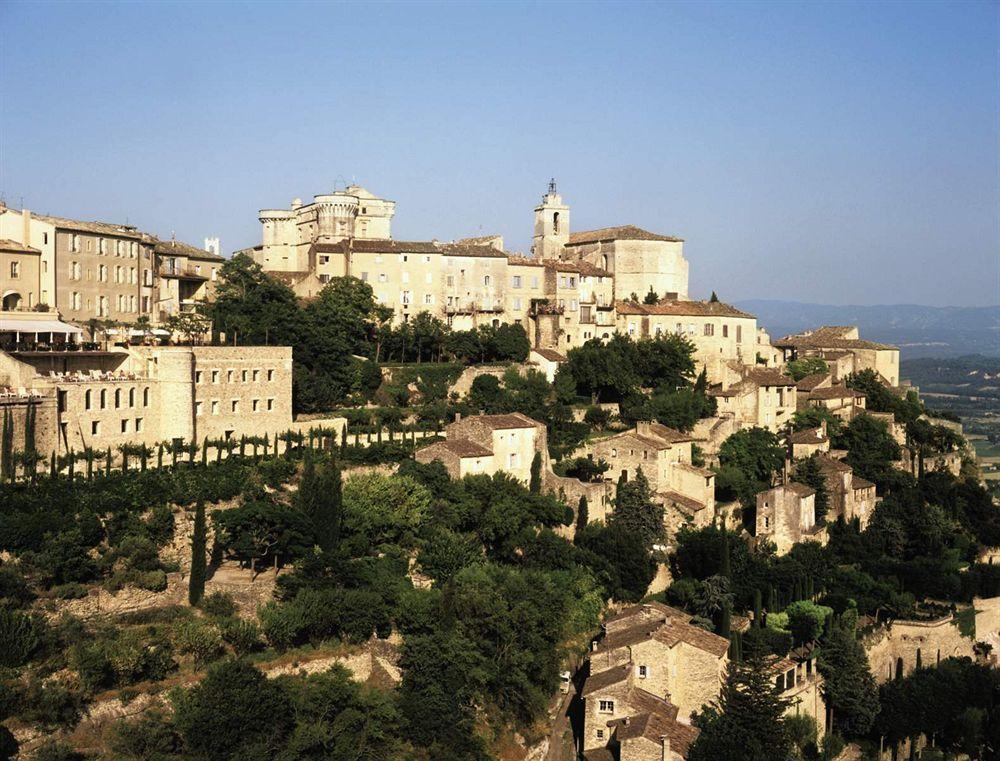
755;483;826;556
863;612;975;684
709;365;797;432
816;454;877;529
0;344;292;456
582;602;727;757
775;326;900;387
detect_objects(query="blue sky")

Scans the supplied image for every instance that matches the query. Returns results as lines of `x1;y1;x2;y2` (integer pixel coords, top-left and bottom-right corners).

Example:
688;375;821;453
1;1;997;306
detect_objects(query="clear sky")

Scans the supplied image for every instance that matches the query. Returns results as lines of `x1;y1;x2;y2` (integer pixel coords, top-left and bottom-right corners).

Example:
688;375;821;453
1;1;997;306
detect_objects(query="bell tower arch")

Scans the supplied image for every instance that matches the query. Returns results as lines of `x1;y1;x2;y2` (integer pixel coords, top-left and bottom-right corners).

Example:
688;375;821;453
531;179;570;259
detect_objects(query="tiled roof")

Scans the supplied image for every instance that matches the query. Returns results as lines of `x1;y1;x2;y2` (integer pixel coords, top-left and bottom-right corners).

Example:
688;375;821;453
595;620;666;652
464;412;541;430
659;489;709;514
32;213;143;238
531;347;567;362
654;618;730;657
582;663;630;696
674;462;714;479
456;234;502;246
796;373;831;391
615;300;756;319
809;385;865;400
151;237;224;262
0;239;40;254
816;454;852;474
612;705;699;755
646;422;693;444
775;327;896;351
785;482;816;498
349;239;441;254
506;254;545;267
440;439;493;458
568;225;683;244
541;258;612;278
439;242;508;259
743;367;796;387
604;601;691;626
789;427;828;444
852;476;876;490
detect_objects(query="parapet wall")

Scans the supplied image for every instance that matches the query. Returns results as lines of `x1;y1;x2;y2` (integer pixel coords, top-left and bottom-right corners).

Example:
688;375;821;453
864;612;975;684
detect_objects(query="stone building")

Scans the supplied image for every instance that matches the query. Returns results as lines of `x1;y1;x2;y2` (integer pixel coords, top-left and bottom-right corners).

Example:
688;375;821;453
788;424;831;459
863;610;975;685
708;365;797;432
815;454;877;528
772;646;827;740
0;344;292;456
0;202;221;330
755;482;827;556
615;300;758;382
586;422;716;538
801;384;867;422
582;602;728;756
774;326;900;387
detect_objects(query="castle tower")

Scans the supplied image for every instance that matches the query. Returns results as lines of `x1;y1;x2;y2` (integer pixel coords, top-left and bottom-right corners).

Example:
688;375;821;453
531;179;569;259
203;237;221;257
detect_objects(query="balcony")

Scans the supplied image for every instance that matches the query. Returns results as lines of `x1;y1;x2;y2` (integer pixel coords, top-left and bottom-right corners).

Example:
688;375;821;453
444;301;504;314
530;299;563;317
159;264;208;281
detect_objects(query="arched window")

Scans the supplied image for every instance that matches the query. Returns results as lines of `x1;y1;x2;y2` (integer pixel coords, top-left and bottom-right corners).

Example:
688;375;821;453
143;387;149;407
100;389;106;409
128;388;135;408
553;212;560;234
895;657;904;680
84;390;92;410
601;254;609;270
114;389;121;408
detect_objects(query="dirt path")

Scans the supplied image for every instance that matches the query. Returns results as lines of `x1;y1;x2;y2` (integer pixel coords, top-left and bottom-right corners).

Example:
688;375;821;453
543;682;576;761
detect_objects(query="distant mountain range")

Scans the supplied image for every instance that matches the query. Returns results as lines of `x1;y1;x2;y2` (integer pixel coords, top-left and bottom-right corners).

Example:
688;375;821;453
734;300;1000;359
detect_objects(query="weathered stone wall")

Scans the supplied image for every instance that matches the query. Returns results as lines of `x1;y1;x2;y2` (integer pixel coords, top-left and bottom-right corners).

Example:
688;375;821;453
863;614;975;684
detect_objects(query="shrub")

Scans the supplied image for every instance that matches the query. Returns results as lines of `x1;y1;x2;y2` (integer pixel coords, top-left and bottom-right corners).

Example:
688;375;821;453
257;601;306;650
19;681;84;728
0;608;45;667
220;619;262;655
50;583;88;600
108;709;179;759
27;739;86;761
173;620;224;665
200;591;237;618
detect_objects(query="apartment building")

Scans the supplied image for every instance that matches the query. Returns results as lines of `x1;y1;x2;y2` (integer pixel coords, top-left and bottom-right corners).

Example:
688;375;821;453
0;202;220;330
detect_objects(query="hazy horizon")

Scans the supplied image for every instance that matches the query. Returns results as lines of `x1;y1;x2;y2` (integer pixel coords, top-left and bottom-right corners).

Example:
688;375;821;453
1;1;997;307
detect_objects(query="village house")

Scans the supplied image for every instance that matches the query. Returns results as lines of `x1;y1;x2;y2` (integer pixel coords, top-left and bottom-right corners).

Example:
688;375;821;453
801;384;867;422
708;365;797;433
582;602;728;757
586;422;716;537
774;326;900;387
527;347;567;383
772;645;827;740
815;454;877;529
788;423;831;459
755;482;827;556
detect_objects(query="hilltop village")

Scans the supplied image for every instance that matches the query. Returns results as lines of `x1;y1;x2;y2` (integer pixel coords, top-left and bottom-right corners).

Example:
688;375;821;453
0;183;996;761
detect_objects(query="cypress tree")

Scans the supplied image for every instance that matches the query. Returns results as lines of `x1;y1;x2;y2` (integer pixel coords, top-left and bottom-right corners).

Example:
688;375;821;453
768;585;778;614
68;450;75;481
793;577;804;602
188;500;207;606
122;448;129;473
720;525;732;579
340;427;348;458
915;649;922;670
298;458;342;553
105;447;112;477
171;443;178;467
576;495;589;532
719;602;732;639
140;444;148;471
529;451;542;494
201;437;208;466
805;575;815;600
239;435;246;458
86;450;94;480
1;408;14;483
753;588;763;628
49;452;57;480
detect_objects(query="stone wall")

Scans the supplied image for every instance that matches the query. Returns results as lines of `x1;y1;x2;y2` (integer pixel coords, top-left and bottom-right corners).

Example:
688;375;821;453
863;613;975;684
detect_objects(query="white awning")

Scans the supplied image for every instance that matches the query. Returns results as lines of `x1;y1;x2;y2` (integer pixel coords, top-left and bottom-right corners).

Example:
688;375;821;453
0;319;84;334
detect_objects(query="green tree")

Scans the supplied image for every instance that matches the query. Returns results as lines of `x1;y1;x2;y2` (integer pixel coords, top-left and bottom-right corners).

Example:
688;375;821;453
817;618;880;737
188;500;207;606
529;451;542;494
791;454;830;522
718;428;785;504
643;286;659;304
174;658;293;760
834;414;903;492
576;495;589;532
786;357;828;381
688;638;793;761
209;253;301;347
609;468;663;549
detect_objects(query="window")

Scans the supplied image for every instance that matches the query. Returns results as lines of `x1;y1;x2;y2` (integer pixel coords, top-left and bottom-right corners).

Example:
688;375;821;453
596;730;604;740
43;232;48;245
91;420;100;435
113;389;121;408
400;254;408;262
424;294;433;305
267;398;274;411
484;275;490;286
143;387;150;406
211;400;219;415
71;292;81;310
227;370;234;383
513;297;521;310
84;390;92;410
71;234;80;252
531;276;539;288
252;399;260;412
401;271;409;284
736;325;743;342
231;399;239;413
512;275;522;288
638;665;648;678
318;255;329;265
241;370;248;382
100;389;107;409
98;264;107;282
722;324;729;338
211;370;219;384
704;324;714;336
611;448;617;457
378;273;387;282
553;211;560;233
446;275;454;286
195;401;203;417
252;369;259;382
509;453;519;468
266;369;274;382
121;419;129;433
598;699;615;713
9;261;19;278
128;388;135;407
195;371;203;384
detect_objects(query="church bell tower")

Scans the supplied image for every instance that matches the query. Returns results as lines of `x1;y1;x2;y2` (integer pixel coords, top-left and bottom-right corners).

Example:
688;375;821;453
531;179;570;259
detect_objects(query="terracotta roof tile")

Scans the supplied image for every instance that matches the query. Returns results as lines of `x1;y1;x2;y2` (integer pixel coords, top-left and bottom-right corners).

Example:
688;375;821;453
151;237;224;261
439;242;508;259
0;239;40;254
785;482;816;498
506;254;545;267
531;348;567;362
796;373;831;391
349;239;441;254
809;385;865;400
33;213;143;238
541;258;612;277
582;663;630;696
743;367;796;387
568;225;683;244
788;427;828;444
615;299;755;319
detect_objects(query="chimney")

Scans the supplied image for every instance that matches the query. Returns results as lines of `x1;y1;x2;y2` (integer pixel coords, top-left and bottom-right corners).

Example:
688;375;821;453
637;420;651;436
661;735;671;761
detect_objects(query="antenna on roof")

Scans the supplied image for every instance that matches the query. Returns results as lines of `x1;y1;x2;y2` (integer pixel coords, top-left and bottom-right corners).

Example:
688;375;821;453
548;178;557;194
